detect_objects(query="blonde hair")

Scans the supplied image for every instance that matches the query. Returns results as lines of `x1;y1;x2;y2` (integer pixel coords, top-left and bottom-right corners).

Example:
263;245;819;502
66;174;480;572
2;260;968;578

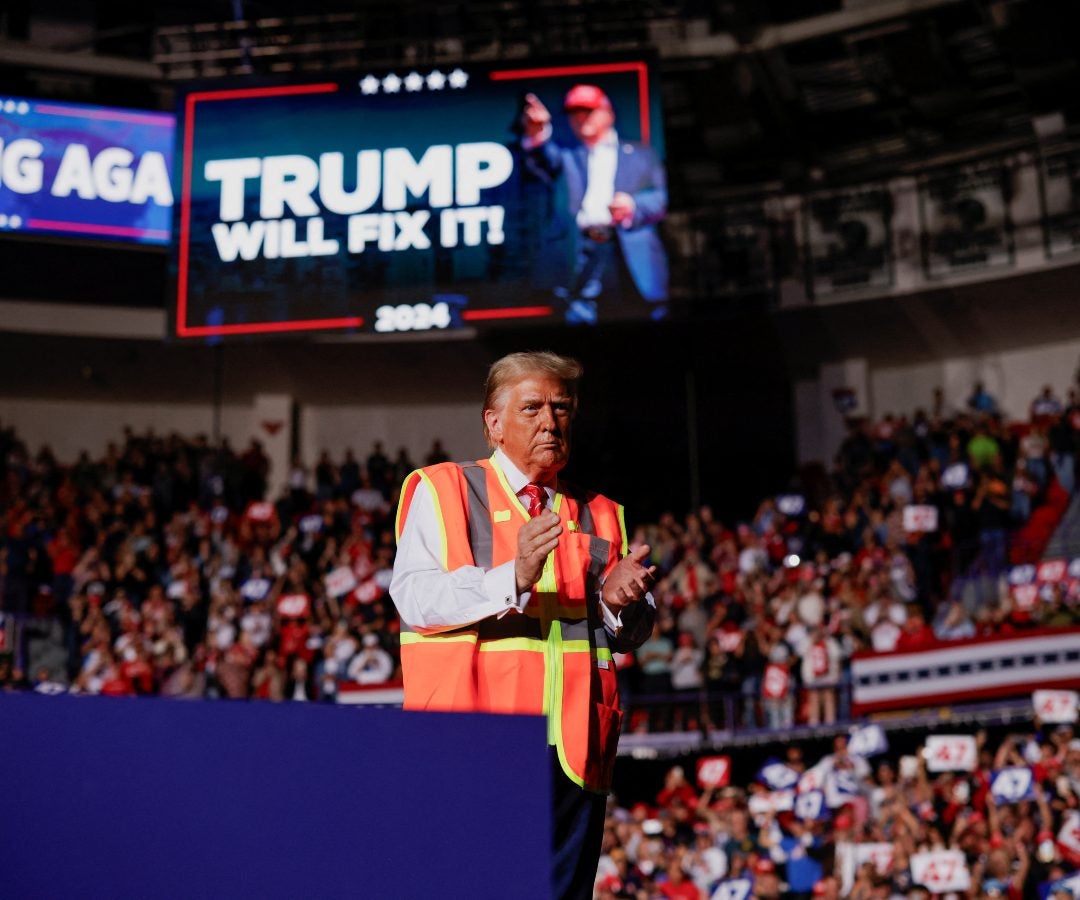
482;351;582;447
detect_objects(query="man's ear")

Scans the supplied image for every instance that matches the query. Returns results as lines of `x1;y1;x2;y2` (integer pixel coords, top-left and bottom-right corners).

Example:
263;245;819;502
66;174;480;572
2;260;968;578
483;408;502;443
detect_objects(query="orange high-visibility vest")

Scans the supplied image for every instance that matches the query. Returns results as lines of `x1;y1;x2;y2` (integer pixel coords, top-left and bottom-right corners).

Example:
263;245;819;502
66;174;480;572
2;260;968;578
393;455;627;793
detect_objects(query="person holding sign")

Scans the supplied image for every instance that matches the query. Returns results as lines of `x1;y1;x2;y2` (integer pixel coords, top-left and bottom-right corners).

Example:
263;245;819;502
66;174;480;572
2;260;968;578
520;86;669;324
390;351;656;900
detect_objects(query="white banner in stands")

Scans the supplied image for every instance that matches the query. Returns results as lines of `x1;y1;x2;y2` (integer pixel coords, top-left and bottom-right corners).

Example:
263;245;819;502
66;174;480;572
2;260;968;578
696;756;732;788
276;592;310;617
848;724;889;757
1058;812;1080;858
852;628;1080;713
910;850;971;893
799;757;833;793
903;505;938;532
1033;689;1078;723
826;769;861;808
748;791;795;816
795;790;827;821
758;761;800;791
711;879;753;900
241;577;272;601
855;843;894;875
924;735;977;772
335;681;404;706
990;767;1036;804
324;566;357;598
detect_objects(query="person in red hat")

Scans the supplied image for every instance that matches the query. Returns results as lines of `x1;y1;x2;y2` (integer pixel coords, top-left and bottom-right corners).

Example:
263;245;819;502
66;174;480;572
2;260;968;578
520;84;668;323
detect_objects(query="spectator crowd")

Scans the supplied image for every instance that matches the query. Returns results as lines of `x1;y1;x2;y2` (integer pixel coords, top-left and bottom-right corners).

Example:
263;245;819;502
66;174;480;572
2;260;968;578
0;380;1078;735
594;723;1080;900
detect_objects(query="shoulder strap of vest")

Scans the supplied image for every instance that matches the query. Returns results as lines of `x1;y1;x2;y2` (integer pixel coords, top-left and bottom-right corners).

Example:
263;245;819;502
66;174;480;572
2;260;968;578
557;478;596;535
460;461;493;570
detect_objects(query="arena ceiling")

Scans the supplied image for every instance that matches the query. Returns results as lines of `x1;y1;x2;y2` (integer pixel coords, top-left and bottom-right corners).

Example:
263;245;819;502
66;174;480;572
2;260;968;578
2;1;1076;199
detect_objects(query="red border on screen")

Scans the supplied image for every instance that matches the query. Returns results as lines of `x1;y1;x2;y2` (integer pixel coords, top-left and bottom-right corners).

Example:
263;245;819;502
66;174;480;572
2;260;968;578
175;82;364;337
33;103;174;127
488;61;651;144
176;64;653;337
462;306;554;321
27;219;170;241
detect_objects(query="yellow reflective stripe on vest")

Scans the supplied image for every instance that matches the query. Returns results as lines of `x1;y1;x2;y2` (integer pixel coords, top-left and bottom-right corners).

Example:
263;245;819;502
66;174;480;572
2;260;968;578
544;618;561;744
551;619;586;789
478;637;546;653
616;503;629;557
416;469;448;570
489;453;529;521
399;631;478;645
475;637;592;654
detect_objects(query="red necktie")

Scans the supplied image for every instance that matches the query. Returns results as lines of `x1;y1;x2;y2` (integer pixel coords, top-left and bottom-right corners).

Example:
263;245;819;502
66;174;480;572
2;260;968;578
520;483;545;518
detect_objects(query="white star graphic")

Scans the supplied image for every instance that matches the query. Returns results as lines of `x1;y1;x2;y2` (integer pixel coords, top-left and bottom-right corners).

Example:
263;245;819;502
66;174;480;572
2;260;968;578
448;68;469;89
404;72;424;92
382;73;402;93
359;75;380;95
426;70;446;90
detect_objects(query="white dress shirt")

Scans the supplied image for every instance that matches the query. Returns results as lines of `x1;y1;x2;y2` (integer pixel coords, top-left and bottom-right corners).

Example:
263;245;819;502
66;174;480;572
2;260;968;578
576;129;620;229
389;448;634;635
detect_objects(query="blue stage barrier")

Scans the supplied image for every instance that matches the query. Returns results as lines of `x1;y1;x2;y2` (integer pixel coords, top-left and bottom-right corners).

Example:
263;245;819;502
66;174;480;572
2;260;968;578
0;695;551;899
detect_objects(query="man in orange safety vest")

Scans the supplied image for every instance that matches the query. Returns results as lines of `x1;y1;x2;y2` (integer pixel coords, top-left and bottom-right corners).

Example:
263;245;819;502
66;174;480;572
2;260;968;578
390;350;656;900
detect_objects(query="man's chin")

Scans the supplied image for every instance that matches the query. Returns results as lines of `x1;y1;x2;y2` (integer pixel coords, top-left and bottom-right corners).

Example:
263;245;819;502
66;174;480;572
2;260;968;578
533;449;568;471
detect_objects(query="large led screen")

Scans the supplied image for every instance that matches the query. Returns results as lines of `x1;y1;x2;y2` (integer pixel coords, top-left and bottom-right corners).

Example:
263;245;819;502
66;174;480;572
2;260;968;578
0;95;173;245
171;59;666;338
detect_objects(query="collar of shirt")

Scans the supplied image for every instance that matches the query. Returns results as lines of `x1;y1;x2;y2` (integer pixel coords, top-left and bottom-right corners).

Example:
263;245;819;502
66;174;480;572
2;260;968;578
586;128;619;155
493;447;555;507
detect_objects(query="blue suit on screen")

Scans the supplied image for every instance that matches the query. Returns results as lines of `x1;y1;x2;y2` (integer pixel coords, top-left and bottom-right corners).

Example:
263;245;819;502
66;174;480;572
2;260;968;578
524;137;669;309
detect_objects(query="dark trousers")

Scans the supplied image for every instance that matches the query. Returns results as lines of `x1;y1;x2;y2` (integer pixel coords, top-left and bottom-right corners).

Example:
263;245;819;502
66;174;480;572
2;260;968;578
551;749;607;900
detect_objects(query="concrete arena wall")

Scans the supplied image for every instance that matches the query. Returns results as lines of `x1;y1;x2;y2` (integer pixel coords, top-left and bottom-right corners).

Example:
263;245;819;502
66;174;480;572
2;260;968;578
0;396;482;473
795;334;1080;466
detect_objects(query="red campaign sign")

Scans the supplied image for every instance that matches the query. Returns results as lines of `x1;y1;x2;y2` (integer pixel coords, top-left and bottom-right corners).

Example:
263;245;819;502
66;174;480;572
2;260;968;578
1037;559;1067;583
1012;584;1039;611
718;631;742;653
353;580;383;605
903;505;939;533
245;501;276;522
762;663;790;699
1059;812;1080;858
697;756;732;788
277;593;311;618
353;555;375;582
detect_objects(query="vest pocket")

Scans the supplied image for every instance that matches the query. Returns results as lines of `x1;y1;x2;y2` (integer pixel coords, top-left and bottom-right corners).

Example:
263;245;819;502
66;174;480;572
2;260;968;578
476;644;545;715
400;638;478;712
587;701;623;790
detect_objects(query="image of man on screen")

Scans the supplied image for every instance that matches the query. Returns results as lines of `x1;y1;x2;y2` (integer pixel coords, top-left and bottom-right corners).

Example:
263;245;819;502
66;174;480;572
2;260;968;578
520;85;669;324
390;351;656;899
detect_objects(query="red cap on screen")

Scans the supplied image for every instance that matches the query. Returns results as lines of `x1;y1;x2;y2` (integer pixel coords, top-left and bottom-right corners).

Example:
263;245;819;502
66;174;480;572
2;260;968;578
754;859;776;875
564;84;612;111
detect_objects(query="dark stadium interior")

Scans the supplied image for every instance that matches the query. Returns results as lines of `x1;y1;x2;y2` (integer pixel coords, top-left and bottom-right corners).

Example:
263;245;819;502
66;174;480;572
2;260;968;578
2;2;1080;898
